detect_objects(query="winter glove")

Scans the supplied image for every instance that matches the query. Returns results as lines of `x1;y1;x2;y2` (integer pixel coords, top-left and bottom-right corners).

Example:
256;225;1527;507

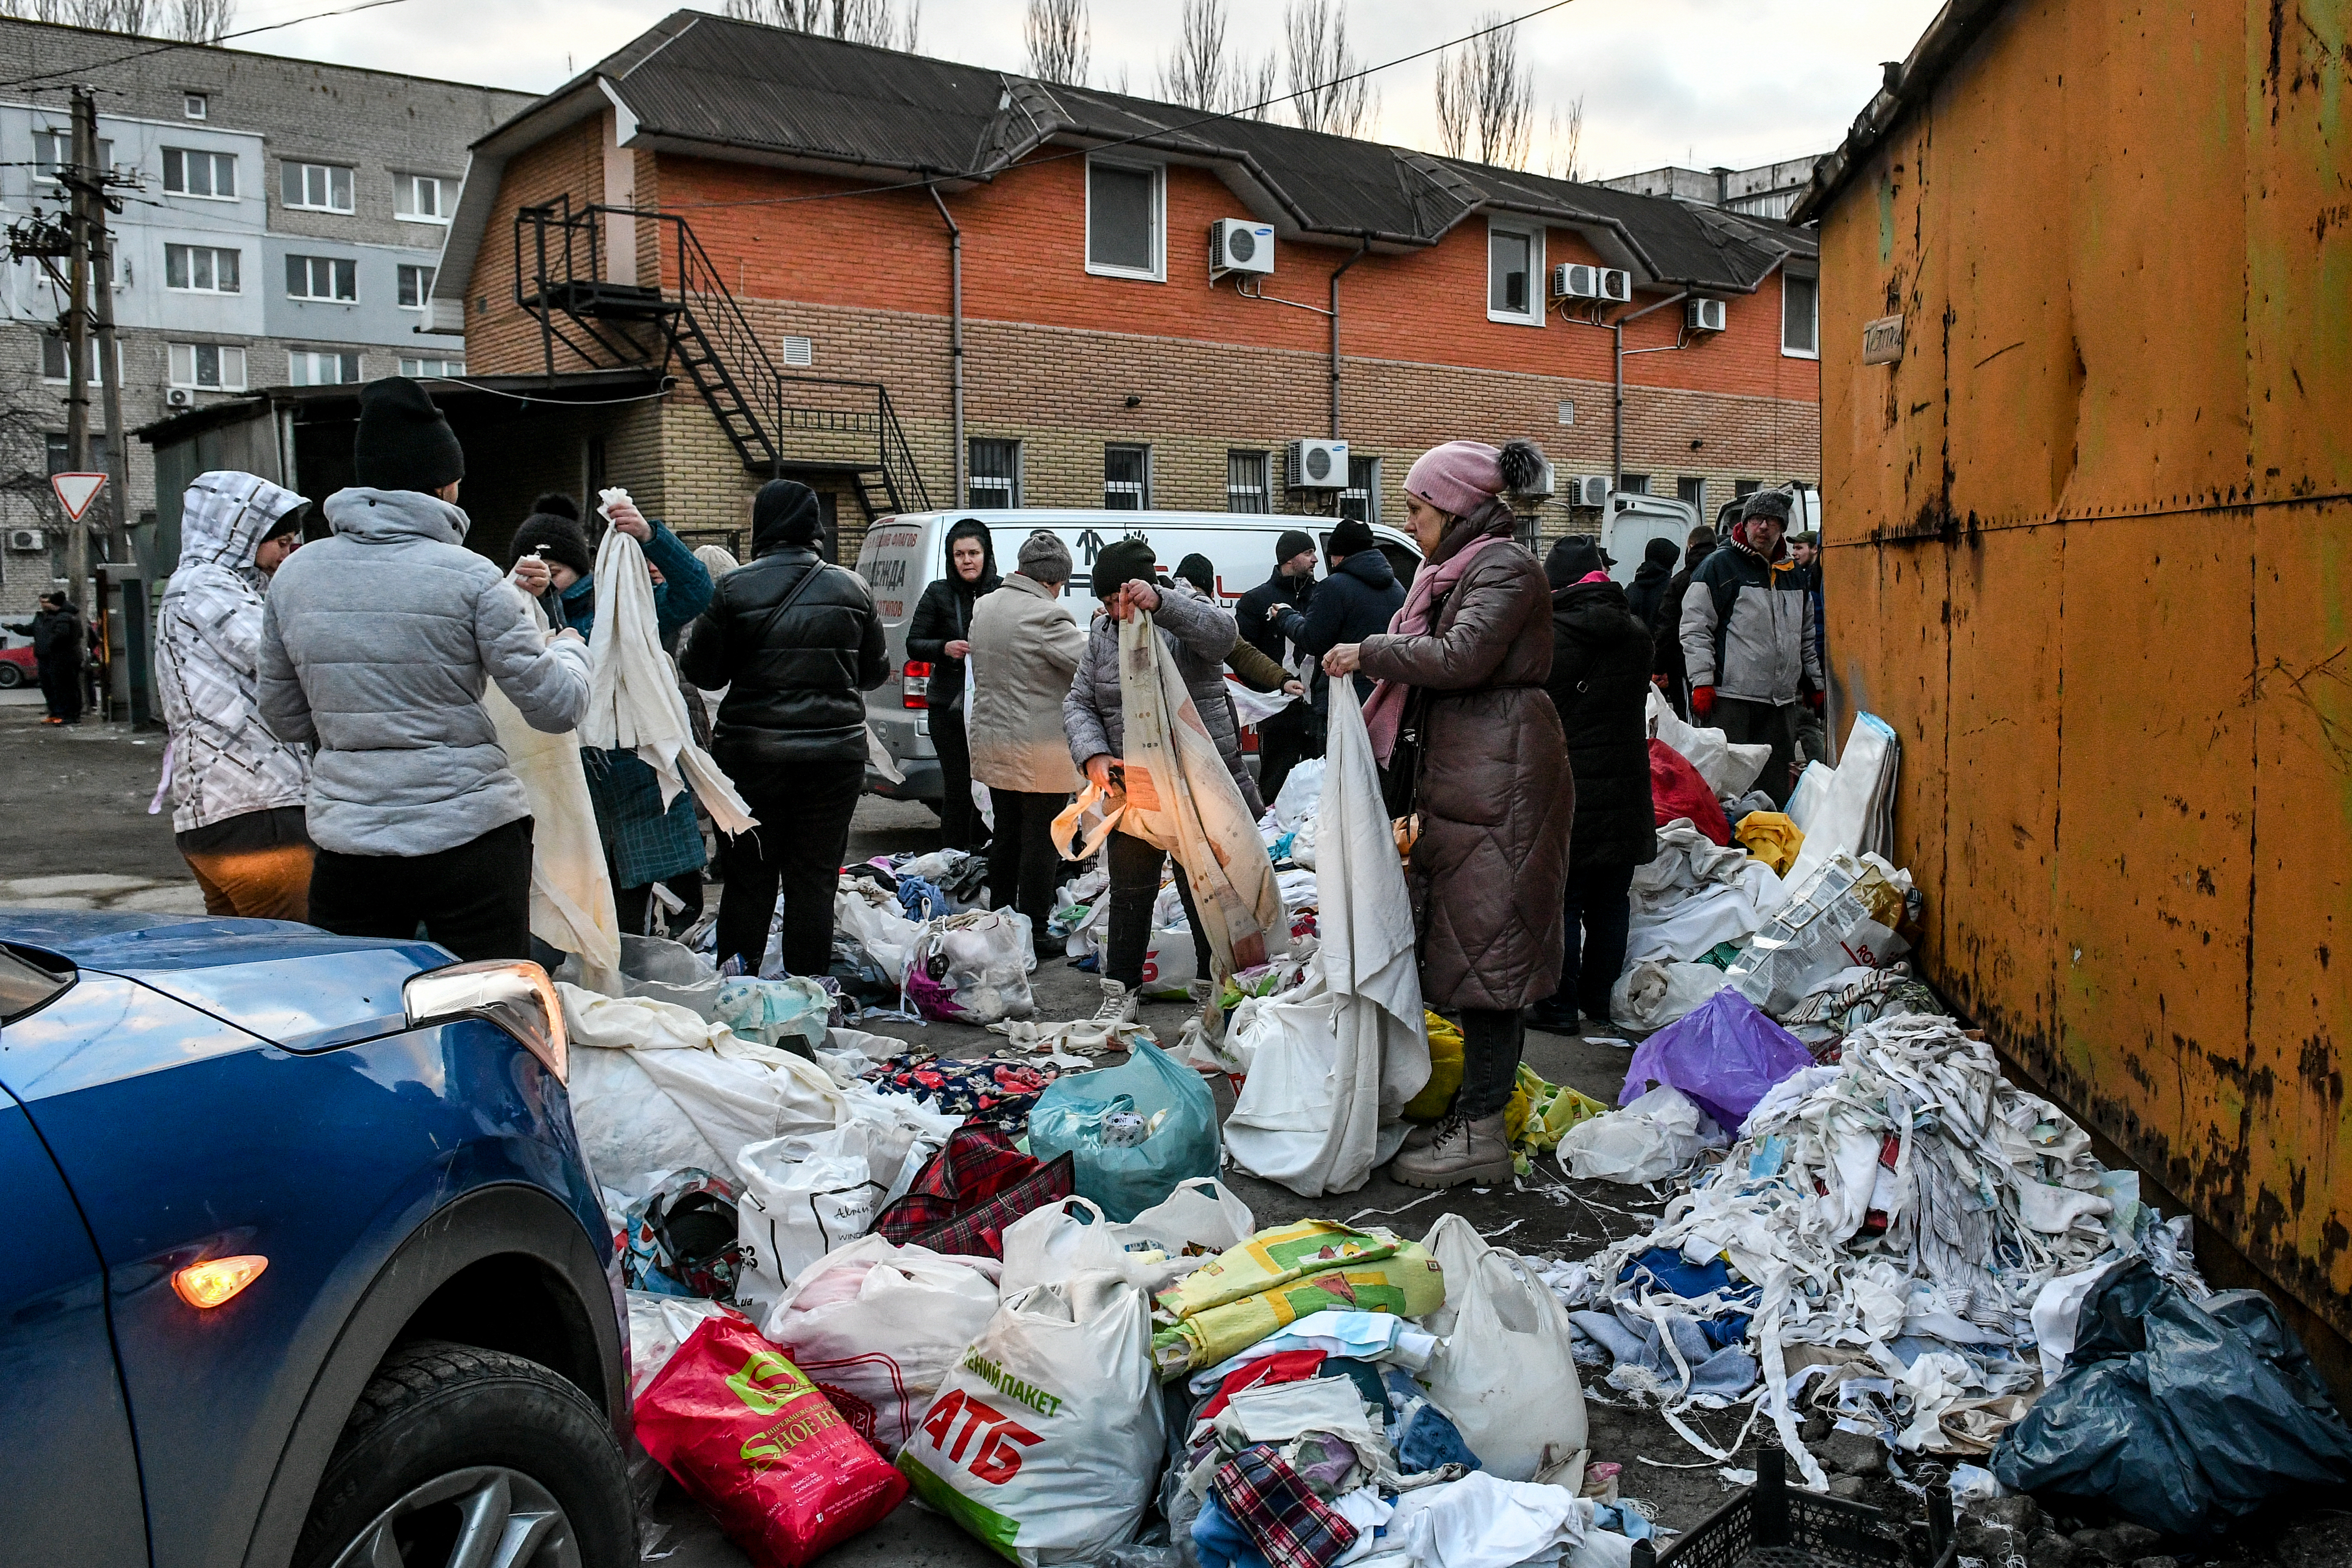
1690;685;1716;720
1806;688;1825;711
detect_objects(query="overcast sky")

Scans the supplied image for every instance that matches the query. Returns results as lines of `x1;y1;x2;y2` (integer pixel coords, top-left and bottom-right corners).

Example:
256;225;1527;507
234;0;1942;178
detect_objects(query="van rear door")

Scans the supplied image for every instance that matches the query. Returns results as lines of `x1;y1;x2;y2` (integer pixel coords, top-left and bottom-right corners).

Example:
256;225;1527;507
854;517;933;797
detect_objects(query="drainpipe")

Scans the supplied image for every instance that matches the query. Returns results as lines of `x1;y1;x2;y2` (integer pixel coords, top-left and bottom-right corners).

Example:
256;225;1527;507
1328;235;1372;439
929;185;965;504
1610;288;1689;490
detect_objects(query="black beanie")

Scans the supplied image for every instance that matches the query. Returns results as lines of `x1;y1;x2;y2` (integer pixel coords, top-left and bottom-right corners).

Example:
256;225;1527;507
1643;536;1681;569
1328;517;1376;559
531;491;581;522
259;505;308;544
1545;535;1605;589
1090;536;1155;599
510;513;594;577
353;376;464;494
751;478;822;552
1275;529;1315;563
1175;553;1216;598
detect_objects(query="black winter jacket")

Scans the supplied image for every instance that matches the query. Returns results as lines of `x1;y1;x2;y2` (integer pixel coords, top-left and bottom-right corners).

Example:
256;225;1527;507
1273;549;1404;701
1651;552;1711;685
6;606;85;664
678;544;888;771
1546;579;1658;870
1234;565;1315;666
903;520;1000;713
1626;556;1674;633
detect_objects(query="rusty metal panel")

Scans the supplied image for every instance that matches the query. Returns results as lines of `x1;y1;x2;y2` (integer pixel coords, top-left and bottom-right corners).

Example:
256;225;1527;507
1818;0;2352;1338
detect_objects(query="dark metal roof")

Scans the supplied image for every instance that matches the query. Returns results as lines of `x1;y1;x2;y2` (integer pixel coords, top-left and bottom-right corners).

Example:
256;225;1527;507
135;369;663;446
496;11;1810;292
1789;0;2010;224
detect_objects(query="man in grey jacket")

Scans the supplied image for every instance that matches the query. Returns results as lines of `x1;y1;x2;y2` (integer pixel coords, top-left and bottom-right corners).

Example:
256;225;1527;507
259;377;592;961
1677;489;1821;805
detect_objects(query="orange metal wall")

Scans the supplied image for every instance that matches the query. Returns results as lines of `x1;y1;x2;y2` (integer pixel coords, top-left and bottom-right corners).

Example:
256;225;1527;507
1816;0;2352;1334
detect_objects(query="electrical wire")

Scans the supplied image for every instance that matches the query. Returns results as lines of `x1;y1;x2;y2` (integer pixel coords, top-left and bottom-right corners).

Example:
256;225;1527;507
0;0;417;93
432;374;676;407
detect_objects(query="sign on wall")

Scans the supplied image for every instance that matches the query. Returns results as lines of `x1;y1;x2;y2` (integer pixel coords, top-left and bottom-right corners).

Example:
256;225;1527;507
1862;315;1905;366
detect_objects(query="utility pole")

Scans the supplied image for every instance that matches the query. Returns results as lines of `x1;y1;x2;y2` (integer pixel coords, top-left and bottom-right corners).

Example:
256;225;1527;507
83;89;129;573
63;88;93;602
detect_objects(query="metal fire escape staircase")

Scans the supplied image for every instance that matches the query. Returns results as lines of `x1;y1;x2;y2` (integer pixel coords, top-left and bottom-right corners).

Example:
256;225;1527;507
514;198;931;521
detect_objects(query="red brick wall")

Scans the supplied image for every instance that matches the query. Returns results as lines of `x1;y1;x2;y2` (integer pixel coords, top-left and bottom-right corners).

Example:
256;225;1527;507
466;112;623;376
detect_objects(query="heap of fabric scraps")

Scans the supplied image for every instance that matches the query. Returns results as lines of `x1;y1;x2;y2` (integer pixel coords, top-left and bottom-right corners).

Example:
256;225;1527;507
1626;821;1788;965
860;1051;1061;1136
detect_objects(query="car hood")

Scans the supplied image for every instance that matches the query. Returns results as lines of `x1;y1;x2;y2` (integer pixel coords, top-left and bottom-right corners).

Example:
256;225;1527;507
1;910;451;1052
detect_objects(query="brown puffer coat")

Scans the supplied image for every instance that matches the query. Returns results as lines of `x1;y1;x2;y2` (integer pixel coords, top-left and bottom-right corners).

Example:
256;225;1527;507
1358;513;1573;1011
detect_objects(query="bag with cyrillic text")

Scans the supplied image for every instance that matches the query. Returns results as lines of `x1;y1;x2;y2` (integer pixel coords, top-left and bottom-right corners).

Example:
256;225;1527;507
895;1270;1164;1566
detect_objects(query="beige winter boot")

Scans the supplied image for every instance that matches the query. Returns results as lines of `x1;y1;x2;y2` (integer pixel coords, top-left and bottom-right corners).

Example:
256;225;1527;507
1389;1111;1513;1189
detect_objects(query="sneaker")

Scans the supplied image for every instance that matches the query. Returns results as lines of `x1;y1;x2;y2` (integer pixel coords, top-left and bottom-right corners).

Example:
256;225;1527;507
1389;1111;1514;1190
1091;978;1137;1026
1185;977;1217;1010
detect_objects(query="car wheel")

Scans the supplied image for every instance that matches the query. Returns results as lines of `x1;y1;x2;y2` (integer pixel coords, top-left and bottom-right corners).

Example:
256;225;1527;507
0;664;20;688
295;1339;633;1568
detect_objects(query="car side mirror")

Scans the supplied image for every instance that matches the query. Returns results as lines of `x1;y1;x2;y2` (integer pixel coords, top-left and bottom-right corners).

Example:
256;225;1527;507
402;960;568;1085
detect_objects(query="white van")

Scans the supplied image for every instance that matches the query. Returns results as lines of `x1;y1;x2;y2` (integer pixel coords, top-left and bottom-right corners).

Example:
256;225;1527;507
853;509;1423;804
1600;493;1702;586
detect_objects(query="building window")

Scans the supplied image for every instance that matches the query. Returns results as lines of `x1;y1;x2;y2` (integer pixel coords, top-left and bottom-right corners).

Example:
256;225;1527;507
1104;443;1150;509
1339;456;1380;526
1085;157;1163;280
45;432;113;475
393;173;449;222
1487;222;1543;325
287;255;358;302
968;438;1019;507
780;335;813;367
183;92;208;119
397;264;435;308
41;335;121;383
288;350;361;386
165;243;240;293
1782;272;1819;357
169;342;246;390
280;161;354;213
1619;474;1651;495
1678;476;1706;510
162;147;236;199
1226;450;1270;514
399;357;464;378
1735;479;1762;497
34;129;112;181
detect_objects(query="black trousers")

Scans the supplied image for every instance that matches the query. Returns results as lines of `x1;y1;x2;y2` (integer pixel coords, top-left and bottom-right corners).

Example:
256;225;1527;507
931;705;979;851
718;760;863;978
37;655;81;721
987;787;1069;941
1546;858;1638;1022
1104;829;1208;992
614;870;706;939
1455;1008;1526;1120
1255;703;1320;811
308;817;534;963
1714;696;1798;807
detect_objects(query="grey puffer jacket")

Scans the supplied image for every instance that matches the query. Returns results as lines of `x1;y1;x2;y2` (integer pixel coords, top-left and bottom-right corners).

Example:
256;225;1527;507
156;472;312;834
1063;580;1263;814
259;487;592;857
1678;534;1820;705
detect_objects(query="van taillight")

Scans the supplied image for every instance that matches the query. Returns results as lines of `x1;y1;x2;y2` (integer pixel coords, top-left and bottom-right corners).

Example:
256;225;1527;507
903;660;931;709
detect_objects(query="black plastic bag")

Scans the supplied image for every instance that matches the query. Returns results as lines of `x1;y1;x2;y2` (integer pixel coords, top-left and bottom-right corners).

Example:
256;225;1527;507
1992;1259;2352;1536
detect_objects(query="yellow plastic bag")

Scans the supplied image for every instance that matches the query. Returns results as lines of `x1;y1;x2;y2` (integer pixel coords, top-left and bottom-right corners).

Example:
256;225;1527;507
1148;1220;1445;1376
1402;1012;1464;1121
1735;810;1805;875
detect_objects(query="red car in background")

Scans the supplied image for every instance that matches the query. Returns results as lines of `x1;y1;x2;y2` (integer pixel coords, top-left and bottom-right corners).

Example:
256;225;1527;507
0;644;36;688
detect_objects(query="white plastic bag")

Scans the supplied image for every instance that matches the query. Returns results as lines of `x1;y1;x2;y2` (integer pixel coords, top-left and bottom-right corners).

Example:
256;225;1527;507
1269;759;1325;830
904;908;1037;1023
619;933;721;1018
1648;686;1770;798
1608;959;1734;1032
759;1233;1004;1456
1122;1177;1255;1257
731;1131;889;1321
1419;1211;1495;1338
999;1195;1198;1297
1555;1085;1722;1185
899;1271;1165;1566
625;1291;736;1400
838;881;921;984
1421;1248;1590;1484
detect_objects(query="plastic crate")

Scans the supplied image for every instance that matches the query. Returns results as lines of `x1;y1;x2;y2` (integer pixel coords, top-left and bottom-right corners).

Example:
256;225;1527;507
1648;1449;1957;1568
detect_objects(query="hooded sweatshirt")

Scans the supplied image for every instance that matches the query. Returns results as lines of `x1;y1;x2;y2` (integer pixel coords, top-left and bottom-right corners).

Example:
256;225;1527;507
1626;536;1679;631
155;472;313;835
904;518;1001;713
258;486;593;857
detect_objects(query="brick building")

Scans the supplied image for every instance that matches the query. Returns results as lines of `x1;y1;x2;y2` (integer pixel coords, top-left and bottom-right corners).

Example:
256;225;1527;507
0;17;529;617
437;12;1819;564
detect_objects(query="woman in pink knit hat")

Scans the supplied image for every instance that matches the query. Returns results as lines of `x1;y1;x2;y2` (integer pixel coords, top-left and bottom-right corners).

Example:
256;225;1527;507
1325;437;1573;1188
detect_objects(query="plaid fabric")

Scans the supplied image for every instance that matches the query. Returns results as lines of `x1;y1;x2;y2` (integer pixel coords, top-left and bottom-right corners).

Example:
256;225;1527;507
584;745;707;888
1210;1445;1358;1568
905;1152;1075;1260
874;1124;1041;1243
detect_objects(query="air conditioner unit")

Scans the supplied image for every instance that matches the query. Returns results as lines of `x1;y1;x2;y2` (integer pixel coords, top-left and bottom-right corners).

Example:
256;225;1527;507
1568;476;1611;509
1209;218;1275;278
1686;297;1728;332
6;528;44;551
1286;437;1349;489
1551;263;1598;299
164;387;195;409
1598;269;1633;303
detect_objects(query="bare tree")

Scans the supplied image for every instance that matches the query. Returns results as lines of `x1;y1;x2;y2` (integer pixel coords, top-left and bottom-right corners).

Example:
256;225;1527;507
1154;0;1276;119
1284;0;1376;138
1542;95;1583;181
723;0;915;47
1024;0;1088;86
0;0;238;35
1433;11;1535;169
1234;52;1277;120
170;0;230;41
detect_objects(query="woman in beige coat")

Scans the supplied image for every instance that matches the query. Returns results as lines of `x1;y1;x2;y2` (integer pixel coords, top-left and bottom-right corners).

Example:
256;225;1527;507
967;530;1088;936
1325;438;1573;1189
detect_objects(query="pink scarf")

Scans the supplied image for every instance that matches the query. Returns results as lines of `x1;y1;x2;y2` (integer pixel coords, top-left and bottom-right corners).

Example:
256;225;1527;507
1362;529;1515;764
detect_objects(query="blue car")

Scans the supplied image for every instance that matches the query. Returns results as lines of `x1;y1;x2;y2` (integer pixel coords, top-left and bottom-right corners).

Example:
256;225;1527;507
0;911;633;1568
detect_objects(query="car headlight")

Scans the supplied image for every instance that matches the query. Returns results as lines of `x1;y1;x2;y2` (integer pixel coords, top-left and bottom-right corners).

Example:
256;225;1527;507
401;960;567;1085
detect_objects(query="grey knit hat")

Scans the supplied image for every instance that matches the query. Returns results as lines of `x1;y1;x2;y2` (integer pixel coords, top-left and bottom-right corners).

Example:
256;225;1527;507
1016;529;1072;584
1742;490;1794;525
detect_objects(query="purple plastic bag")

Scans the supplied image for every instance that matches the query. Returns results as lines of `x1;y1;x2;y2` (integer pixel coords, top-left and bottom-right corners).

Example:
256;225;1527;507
1616;987;1812;1132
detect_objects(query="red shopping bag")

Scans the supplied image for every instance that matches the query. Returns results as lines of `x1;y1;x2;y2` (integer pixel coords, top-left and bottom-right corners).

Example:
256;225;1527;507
636;1315;908;1567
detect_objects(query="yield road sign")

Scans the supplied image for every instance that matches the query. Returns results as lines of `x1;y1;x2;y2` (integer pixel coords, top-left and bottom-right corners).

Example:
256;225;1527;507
51;472;106;521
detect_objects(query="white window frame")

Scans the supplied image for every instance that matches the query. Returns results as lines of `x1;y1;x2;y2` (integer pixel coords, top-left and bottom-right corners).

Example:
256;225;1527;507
1486;220;1545;326
1084;155;1165;283
1104;442;1151;509
165;243;240;294
41;334;120;385
286;253;359;303
288;350;362;386
398;357;464;378
183;92;208;121
169;342;247;390
396;263;435;309
1780;270;1820;359
162;146;237;201
280;161;355;214
393;172;451;224
34;129;112;184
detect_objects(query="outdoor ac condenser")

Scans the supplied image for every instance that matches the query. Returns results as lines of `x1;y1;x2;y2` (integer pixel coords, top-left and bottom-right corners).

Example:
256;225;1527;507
164;387;195;409
6;528;44;551
1210;218;1275;278
1286;437;1349;489
1569;476;1611;509
1598;269;1633;302
1552;263;1599;299
1686;297;1728;332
